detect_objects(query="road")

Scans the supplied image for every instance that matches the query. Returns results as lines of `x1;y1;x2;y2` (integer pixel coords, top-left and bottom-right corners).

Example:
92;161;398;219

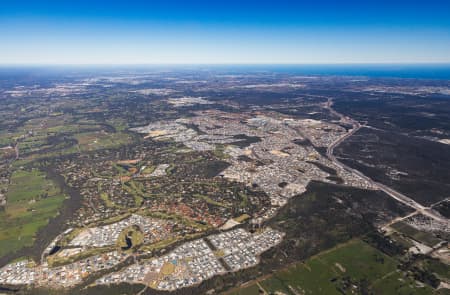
324;99;448;224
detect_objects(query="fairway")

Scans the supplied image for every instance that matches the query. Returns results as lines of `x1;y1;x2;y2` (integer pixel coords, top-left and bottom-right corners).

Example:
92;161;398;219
0;169;66;258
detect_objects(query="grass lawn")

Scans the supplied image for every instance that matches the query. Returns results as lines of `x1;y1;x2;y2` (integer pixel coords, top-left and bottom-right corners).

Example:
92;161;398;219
0;169;66;258
116;225;144;249
122;180;145;206
234;214;250;223
100;192;122;209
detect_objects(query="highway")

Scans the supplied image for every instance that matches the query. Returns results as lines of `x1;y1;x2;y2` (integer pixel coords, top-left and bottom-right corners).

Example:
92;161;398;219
324;99;449;224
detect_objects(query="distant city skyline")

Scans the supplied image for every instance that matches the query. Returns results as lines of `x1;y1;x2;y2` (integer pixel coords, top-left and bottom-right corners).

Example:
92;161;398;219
1;0;450;64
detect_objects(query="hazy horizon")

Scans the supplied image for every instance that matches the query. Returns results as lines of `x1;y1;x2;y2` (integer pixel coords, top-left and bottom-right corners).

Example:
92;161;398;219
2;63;450;80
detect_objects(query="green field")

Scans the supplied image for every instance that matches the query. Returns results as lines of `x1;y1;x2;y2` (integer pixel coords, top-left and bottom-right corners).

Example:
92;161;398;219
231;283;261;295
0;169;66;258
47;246;114;267
122;180;145;206
75;131;132;151
420;258;450;281
194;193;229;208
231;239;435;295
371;271;435;295
116;225;144;250
391;221;442;247
100;192;123;209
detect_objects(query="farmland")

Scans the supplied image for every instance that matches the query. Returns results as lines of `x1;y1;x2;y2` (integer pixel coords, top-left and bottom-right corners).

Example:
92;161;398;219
231;239;435;295
0;169;66;257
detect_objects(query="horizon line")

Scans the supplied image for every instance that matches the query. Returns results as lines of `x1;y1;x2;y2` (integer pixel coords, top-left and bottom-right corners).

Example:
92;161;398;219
1;62;450;67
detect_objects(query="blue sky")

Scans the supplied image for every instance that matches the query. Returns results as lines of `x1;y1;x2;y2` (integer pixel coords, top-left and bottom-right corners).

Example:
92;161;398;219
1;0;450;64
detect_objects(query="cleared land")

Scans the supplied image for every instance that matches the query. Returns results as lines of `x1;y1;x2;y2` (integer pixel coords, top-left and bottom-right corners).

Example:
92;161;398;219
391;221;442;247
231;239;435;295
0;169;66;257
75;131;131;152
